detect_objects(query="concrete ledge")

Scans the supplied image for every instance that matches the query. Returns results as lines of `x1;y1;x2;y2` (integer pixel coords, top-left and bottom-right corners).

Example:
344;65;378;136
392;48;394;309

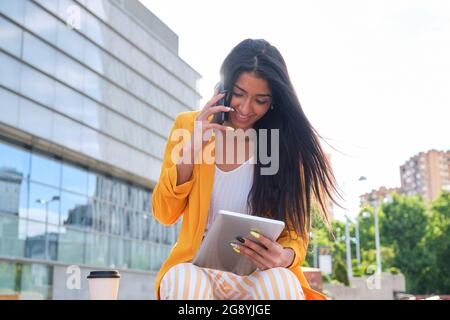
323;273;406;300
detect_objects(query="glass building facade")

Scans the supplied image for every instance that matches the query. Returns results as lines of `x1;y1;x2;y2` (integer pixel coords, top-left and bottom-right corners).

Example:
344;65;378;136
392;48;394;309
0;0;201;299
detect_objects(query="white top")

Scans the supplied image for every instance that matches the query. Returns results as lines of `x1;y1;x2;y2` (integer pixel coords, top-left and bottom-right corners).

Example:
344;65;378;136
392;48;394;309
204;157;255;237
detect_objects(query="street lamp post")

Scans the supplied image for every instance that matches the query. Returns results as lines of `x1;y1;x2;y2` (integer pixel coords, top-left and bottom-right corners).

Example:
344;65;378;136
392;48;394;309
373;199;382;276
36;196;60;260
358;176;382;276
344;215;353;280
355;217;361;267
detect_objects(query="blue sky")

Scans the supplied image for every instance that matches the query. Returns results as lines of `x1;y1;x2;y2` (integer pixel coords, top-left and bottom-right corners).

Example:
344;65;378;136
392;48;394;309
141;0;450;220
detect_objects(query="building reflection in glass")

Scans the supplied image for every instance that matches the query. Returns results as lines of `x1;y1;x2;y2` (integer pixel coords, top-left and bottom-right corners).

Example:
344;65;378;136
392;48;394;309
0;260;53;300
0;139;179;272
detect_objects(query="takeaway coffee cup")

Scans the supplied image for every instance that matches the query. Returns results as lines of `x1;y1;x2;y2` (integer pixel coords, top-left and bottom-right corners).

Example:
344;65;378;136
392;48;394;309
87;270;121;300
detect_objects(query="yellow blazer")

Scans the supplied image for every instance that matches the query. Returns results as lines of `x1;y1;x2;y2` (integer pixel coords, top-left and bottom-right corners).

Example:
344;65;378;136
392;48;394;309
152;111;327;300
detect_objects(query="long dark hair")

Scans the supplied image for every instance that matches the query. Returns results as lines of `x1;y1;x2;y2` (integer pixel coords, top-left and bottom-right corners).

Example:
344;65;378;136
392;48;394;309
220;39;342;244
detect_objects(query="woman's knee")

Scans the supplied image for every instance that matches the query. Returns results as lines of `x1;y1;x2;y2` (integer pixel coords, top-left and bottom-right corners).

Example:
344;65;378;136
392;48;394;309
271;267;296;279
167;262;194;274
270;267;304;299
161;263;210;300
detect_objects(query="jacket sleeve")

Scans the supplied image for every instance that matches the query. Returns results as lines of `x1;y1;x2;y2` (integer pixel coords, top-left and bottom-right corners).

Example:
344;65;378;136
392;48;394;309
151;114;195;225
277;228;309;269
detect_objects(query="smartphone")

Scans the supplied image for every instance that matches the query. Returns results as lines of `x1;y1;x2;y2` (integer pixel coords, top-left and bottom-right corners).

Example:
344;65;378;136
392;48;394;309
211;82;230;125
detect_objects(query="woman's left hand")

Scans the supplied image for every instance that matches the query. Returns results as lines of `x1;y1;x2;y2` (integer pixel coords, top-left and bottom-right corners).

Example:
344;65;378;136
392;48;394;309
231;230;295;270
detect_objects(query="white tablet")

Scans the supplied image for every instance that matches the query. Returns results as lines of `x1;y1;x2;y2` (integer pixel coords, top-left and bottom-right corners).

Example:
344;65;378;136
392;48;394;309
192;210;286;276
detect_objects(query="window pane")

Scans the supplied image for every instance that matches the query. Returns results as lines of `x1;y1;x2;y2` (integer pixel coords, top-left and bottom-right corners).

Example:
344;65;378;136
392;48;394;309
0;172;29;219
30;153;61;187
0;214;26;258
25;220;58;261
90;199;109;233
18;180;29;219
60;191;88;228
20;65;55;107
128;187;138;211
18;99;53;141
57;227;85;264
108;236;126;268
34;0;58;14
122;239;131;269
0;52;21;91
90;198;99;231
83;68;102;102
84;40;104;74
24;0;57;44
85;232;108;266
0;141;30;182
123;209;132;239
115;183;127;207
141;213;150;241
108;4;130;36
22;32;56;76
19;263;53;300
84;0;110;22
137;189;145;212
131;241;149;270
87;172;98;198
131;211;141;240
52;113;82;152
85;10;106;46
61;163;87;195
96;175;113;201
0;261;18;293
82;97;101;128
116;206;125;237
149;242;158;271
28;183;60;225
56;21;85;61
0;88;20;125
143;190;151;212
55;52;84;91
0;16;22;56
109;205;120;236
0;0;26;24
150;242;166;271
53;82;84;121
149;218;157;243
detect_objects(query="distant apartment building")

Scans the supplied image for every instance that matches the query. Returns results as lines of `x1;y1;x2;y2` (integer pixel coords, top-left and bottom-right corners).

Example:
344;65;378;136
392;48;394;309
400;150;450;202
360;186;402;207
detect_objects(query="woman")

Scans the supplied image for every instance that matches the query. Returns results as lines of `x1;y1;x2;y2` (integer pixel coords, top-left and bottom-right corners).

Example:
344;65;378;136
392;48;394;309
152;39;340;300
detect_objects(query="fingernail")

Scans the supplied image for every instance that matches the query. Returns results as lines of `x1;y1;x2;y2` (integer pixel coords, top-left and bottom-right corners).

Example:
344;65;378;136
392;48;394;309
236;236;245;243
230;242;240;253
250;230;260;239
227;107;233;111
226;126;235;131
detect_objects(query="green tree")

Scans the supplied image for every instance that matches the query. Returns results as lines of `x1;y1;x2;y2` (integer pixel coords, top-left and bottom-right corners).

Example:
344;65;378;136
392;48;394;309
381;193;430;293
305;212;351;286
333;259;349;286
356;206;376;253
306;190;450;293
423;191;450;293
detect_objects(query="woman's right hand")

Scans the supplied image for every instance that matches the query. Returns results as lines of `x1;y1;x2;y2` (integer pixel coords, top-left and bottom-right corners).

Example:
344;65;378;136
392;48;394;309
176;91;233;185
184;92;234;161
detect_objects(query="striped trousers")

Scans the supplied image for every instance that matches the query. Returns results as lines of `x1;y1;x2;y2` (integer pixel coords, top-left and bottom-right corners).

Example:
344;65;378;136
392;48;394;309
160;263;305;300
